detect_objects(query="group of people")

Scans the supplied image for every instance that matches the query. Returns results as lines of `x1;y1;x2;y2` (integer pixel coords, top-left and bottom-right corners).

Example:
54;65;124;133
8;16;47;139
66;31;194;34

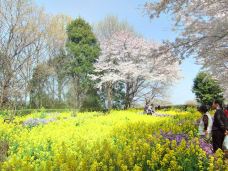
198;100;228;153
144;103;155;114
143;99;228;153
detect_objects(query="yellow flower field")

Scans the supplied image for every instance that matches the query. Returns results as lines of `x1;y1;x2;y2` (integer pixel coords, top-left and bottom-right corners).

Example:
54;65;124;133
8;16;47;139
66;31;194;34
0;109;226;171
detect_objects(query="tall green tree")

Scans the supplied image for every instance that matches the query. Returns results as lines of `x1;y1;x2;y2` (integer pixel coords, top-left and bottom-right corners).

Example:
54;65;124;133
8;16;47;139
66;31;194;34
192;72;224;105
66;17;100;108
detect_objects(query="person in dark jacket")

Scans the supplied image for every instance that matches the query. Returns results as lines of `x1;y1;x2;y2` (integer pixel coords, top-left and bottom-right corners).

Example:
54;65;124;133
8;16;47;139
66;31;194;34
211;100;228;152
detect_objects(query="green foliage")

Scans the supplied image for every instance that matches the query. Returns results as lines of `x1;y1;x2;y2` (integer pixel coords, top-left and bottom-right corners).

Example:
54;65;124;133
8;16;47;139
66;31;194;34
192;72;224;105
66;17;100;77
112;82;125;109
66;17;100;108
97;82;126;110
80;88;104;112
1;109;16;123
29;64;52;108
48;51;69;103
39;107;47;119
186;106;198;114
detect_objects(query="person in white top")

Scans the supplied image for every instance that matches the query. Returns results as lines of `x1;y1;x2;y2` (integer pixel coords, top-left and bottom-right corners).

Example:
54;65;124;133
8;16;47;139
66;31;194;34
147;103;155;115
198;105;213;140
147;104;152;115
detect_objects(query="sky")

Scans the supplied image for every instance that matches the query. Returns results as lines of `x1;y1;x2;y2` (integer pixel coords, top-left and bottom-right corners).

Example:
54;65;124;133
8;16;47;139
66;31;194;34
35;0;202;105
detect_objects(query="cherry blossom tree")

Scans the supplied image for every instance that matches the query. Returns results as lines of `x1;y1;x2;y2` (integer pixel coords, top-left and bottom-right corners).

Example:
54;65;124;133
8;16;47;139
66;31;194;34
93;31;180;109
144;0;228;99
93;16;135;109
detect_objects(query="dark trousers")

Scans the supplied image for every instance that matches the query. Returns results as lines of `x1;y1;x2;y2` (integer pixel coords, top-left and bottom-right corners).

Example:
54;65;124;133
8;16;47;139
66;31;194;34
212;130;225;153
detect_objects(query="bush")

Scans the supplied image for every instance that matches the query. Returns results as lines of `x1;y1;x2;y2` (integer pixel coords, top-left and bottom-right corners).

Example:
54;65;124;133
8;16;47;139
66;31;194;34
80;89;104;112
186;106;198;113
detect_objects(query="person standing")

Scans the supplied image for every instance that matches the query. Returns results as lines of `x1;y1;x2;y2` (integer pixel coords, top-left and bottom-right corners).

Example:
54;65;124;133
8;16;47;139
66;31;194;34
211;100;228;152
144;103;149;114
198;105;213;141
151;104;155;114
147;104;152;115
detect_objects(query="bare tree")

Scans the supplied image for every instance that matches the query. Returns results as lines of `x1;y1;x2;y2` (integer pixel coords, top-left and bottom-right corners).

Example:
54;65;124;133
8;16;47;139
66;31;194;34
45;14;71;104
0;0;48;107
93;15;134;41
0;0;71;108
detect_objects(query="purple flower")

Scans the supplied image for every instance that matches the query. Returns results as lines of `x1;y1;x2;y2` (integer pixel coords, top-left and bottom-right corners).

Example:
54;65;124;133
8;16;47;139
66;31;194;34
199;138;213;155
160;131;213;155
161;132;188;144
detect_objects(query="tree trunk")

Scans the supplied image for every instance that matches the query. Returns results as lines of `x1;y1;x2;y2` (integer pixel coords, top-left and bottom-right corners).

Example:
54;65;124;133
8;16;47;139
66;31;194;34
57;78;62;102
0;80;10;107
124;82;130;109
107;82;112;110
73;76;80;109
38;82;42;108
52;77;55;103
